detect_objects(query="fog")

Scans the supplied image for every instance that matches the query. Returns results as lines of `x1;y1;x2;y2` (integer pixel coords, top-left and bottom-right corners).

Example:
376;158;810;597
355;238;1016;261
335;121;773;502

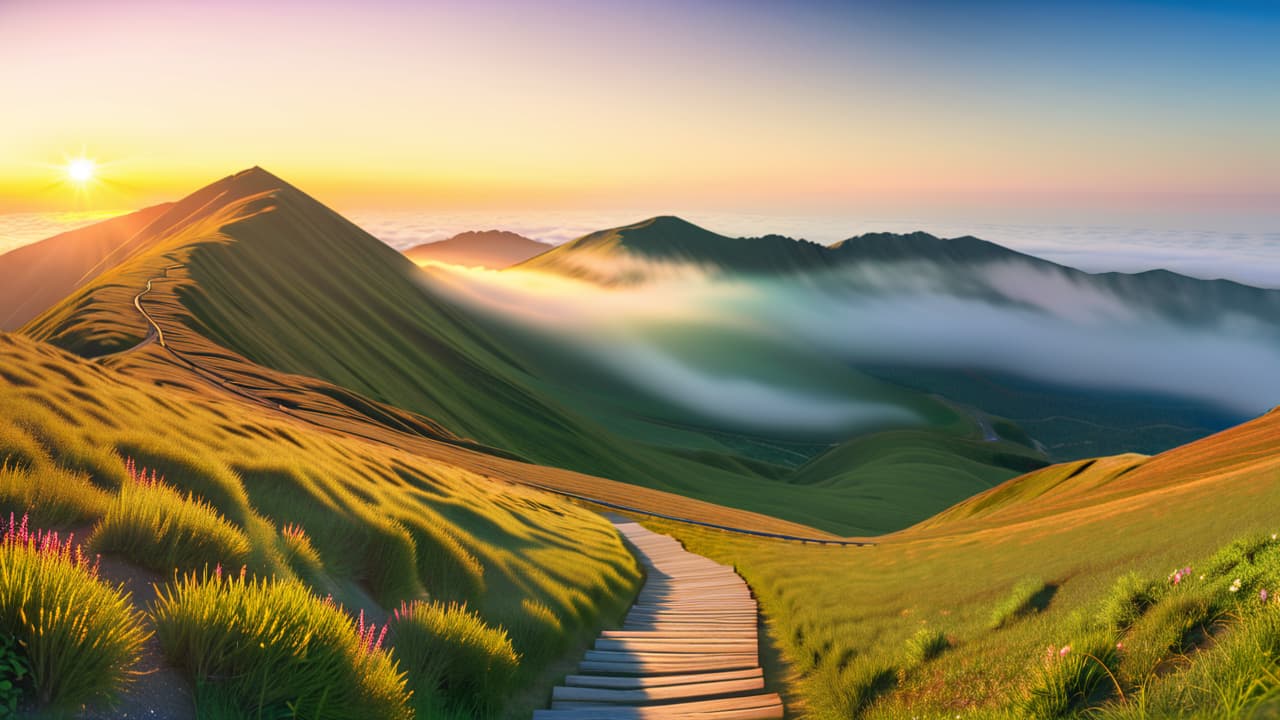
416;254;1280;434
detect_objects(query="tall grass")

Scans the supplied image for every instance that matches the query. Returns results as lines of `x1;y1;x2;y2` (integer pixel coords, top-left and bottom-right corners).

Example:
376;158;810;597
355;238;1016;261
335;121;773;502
152;569;410;720
389;600;520;715
90;460;251;573
990;577;1053;630
0;513;147;711
0;461;110;527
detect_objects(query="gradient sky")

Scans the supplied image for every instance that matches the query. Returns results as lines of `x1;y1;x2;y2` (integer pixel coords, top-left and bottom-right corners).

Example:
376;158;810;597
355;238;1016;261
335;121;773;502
2;0;1278;216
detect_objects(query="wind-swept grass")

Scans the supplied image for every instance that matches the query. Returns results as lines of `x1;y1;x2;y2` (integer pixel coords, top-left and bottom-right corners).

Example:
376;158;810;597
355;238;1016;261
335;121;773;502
0;513;147;712
89;461;252;573
389;600;520;716
990;577;1054;630
642;406;1280;718
0;334;642;717
0;461;110;527
904;627;950;666
152;569;410;720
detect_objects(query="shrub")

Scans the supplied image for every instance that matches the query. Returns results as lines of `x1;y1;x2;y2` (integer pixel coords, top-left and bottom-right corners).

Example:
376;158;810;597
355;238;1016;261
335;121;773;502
279;522;323;579
1023;632;1121;719
904;627;950;665
90;461;251;573
389;600;520;714
0;513;147;711
991;577;1053;630
1097;571;1163;631
1119;591;1218;682
0;462;110;527
0;633;31;716
152;569;410;720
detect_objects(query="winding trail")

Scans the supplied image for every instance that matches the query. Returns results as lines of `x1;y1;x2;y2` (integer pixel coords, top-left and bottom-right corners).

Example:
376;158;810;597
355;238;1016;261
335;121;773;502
536;517;783;720
108;266;868;547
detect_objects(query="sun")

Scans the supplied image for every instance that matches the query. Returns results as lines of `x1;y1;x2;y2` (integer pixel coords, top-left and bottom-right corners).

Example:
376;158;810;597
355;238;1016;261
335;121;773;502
67;158;96;184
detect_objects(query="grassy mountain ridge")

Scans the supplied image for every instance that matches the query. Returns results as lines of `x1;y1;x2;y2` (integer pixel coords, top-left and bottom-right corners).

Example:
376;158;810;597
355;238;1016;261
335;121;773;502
25;169;954;534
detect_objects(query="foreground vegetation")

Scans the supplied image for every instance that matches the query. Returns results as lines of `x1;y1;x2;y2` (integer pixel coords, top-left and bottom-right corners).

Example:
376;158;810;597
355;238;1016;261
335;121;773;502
646;408;1280;718
0;333;640;716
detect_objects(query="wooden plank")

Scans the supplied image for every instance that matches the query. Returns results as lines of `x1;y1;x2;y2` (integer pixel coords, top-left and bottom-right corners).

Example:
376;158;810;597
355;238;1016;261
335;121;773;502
563;668;762;689
539;692;784;718
545;518;783;718
551;676;764;703
594;639;758;653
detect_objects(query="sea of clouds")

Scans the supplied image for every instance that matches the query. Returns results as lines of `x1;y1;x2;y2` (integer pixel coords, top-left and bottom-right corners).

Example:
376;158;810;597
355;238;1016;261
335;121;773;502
418;253;1280;434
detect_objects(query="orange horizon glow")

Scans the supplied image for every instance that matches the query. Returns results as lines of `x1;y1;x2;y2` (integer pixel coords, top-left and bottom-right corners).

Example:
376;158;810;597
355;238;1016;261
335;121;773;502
2;2;1278;217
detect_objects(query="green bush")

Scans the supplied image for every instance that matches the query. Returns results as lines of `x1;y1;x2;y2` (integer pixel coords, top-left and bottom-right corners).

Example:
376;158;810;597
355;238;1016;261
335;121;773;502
152;570;410;720
1097;571;1163;631
90;468;251;573
0;462;110;527
0;633;31;716
389;600;519;714
1023;631;1120;719
904;627;950;665
991;577;1052;630
0;515;147;711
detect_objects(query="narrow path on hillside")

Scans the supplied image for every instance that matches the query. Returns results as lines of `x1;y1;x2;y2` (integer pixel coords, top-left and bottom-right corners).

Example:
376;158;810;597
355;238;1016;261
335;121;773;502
536;517;783;720
94;263;184;360
106;267;866;546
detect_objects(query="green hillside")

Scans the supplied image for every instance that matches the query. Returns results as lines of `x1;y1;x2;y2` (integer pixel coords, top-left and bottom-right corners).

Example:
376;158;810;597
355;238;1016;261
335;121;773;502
21;168;1037;535
648;407;1280;718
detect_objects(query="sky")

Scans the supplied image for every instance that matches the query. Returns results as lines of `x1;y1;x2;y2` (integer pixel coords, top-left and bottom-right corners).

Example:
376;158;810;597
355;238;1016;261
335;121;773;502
2;0;1278;213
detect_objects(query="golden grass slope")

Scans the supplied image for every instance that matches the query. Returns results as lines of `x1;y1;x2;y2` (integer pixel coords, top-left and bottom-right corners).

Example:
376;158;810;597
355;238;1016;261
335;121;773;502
643;407;1280;716
0;331;643;714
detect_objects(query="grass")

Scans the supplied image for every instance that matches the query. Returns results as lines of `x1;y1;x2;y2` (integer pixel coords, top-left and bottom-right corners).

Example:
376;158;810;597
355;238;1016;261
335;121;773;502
89;461;253;573
0;332;642;717
389;600;520;716
904;627;950;666
0;513;147;713
152;569;410;720
0;461;110;527
19;168;1049;536
990;577;1054;630
637;406;1280;717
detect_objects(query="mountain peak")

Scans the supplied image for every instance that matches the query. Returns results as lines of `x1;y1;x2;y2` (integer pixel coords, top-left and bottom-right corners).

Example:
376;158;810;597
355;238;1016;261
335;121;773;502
404;230;549;270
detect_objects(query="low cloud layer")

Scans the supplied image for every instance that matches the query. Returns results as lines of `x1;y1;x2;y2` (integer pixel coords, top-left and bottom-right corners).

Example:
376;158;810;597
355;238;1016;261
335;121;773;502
418;255;1280;435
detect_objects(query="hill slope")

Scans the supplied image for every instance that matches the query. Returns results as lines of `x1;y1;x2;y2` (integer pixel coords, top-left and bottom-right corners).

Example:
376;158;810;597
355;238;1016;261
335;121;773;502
658;405;1280;717
26;168;964;535
0;204;172;330
404;230;549;269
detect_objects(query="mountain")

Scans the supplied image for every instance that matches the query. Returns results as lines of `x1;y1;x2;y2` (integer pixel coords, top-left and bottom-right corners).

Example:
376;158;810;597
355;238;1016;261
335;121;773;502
23;175;1273;535
518;215;833;280
522;216;1280;328
403;230;549;269
0;203;172;330
26;168;975;535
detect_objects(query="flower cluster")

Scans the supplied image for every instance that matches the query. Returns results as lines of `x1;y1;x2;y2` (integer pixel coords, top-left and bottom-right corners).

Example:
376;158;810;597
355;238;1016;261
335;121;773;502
1;512;99;576
1169;566;1193;585
1043;644;1072;662
124;457;165;488
281;523;308;541
355;608;388;657
1230;577;1243;593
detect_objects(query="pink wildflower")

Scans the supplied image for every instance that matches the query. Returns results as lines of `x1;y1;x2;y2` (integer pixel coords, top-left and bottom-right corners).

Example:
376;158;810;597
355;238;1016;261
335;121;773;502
1059;645;1072;657
1262;589;1270;603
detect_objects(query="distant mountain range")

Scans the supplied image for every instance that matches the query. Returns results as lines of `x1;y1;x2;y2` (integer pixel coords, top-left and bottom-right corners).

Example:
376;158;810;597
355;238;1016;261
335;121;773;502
6;169;1278;533
404;230;549;270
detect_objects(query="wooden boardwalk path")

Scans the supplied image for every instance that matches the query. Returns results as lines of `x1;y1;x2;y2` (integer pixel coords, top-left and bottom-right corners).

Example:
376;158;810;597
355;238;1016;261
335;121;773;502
535;517;783;719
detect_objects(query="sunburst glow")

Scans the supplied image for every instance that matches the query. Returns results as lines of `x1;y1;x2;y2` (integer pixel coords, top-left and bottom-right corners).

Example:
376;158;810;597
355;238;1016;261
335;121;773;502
67;158;96;184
